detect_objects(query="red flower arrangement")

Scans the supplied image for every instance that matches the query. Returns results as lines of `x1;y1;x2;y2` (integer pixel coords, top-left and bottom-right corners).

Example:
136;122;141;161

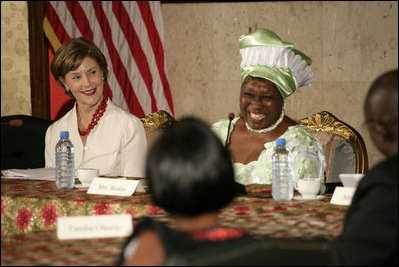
16;207;32;231
40;204;58;227
93;202;111;215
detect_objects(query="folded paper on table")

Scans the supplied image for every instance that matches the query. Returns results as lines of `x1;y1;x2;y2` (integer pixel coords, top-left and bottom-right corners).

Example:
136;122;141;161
330;173;364;206
136;180;147;193
330;186;356;206
1;168;55;181
87;178;139;196
57;214;133;240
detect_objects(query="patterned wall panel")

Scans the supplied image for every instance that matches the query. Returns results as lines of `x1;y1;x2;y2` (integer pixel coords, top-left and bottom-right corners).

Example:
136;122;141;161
1;1;31;116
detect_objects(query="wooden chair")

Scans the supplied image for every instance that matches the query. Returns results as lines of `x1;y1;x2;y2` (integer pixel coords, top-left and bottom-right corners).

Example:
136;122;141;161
298;111;368;192
140;110;176;148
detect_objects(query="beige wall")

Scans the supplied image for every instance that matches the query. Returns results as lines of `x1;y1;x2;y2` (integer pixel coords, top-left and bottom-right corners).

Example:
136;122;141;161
1;1;31;116
1;1;398;168
162;1;398;168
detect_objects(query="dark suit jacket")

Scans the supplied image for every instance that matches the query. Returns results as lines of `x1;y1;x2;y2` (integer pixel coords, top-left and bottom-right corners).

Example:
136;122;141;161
331;155;398;265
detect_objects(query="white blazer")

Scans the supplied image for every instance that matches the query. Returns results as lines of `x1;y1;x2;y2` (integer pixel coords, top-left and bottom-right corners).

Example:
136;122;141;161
45;99;147;177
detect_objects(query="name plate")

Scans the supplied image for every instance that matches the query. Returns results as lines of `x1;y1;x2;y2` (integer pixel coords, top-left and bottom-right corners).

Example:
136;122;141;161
87;178;139;196
330;186;356;206
57;214;133;240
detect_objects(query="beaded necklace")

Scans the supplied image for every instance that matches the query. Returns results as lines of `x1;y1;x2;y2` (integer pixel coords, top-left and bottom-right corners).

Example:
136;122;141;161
76;96;108;136
245;110;284;133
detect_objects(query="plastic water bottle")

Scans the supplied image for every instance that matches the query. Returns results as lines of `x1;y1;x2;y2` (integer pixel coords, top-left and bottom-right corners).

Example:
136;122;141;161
55;131;75;189
272;138;293;201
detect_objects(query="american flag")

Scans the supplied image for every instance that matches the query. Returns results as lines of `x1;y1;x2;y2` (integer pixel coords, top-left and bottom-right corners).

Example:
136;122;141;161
43;1;174;118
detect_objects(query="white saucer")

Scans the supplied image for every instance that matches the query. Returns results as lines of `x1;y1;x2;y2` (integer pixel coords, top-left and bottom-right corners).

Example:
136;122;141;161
74;184;89;190
293;195;325;201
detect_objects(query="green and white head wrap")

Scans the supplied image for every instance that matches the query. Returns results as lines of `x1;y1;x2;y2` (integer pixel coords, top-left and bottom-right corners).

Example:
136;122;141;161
239;28;313;99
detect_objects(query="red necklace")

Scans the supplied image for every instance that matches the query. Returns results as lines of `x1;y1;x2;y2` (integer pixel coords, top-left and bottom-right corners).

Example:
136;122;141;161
76;97;108;136
189;227;244;242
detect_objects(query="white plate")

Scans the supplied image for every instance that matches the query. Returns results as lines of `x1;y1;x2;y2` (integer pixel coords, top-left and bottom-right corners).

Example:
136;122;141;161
293;195;325;201
74;184;89;190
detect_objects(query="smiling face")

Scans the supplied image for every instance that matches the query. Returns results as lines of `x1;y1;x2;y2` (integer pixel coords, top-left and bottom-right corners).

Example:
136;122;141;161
61;57;104;108
240;76;284;130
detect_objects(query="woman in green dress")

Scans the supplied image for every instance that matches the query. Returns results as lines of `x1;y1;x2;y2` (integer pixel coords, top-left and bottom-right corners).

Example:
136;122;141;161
212;28;325;186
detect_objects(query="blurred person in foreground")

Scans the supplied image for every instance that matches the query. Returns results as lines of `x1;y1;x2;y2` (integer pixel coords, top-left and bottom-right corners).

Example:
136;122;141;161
118;117;250;265
212;28;325;185
331;69;398;265
45;37;147;177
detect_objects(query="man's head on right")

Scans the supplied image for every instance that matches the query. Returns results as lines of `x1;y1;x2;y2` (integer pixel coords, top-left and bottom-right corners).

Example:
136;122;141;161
364;69;398;158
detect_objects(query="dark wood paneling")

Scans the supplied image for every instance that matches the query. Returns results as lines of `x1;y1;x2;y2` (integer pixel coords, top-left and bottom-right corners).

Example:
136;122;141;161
28;1;50;120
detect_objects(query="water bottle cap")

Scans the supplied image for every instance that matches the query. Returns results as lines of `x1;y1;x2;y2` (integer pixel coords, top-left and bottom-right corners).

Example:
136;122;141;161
60;131;69;138
276;138;286;146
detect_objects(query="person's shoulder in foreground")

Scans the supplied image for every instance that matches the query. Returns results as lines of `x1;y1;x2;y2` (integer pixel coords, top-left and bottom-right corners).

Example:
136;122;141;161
331;69;398;266
331;154;398;266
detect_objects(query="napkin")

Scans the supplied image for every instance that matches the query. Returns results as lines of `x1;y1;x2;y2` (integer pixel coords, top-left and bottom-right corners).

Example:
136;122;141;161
1;168;55;180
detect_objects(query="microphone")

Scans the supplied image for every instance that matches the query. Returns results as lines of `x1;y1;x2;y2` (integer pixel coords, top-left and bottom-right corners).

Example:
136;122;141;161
1;119;23;127
225;113;235;147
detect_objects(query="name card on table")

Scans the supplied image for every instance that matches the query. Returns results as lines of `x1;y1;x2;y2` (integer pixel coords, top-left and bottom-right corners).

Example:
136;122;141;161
57;214;133;240
330;186;356;206
87;178;139;196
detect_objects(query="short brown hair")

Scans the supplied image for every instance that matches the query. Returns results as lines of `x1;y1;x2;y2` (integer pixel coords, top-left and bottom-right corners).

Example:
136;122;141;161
50;37;108;97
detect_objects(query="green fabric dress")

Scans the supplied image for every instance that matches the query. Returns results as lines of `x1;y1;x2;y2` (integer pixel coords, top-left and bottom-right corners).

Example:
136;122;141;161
212;117;326;185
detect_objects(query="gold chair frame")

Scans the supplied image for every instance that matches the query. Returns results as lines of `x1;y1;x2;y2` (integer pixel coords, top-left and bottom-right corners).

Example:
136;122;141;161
298;111;368;175
141;110;176;130
141;110;176;147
